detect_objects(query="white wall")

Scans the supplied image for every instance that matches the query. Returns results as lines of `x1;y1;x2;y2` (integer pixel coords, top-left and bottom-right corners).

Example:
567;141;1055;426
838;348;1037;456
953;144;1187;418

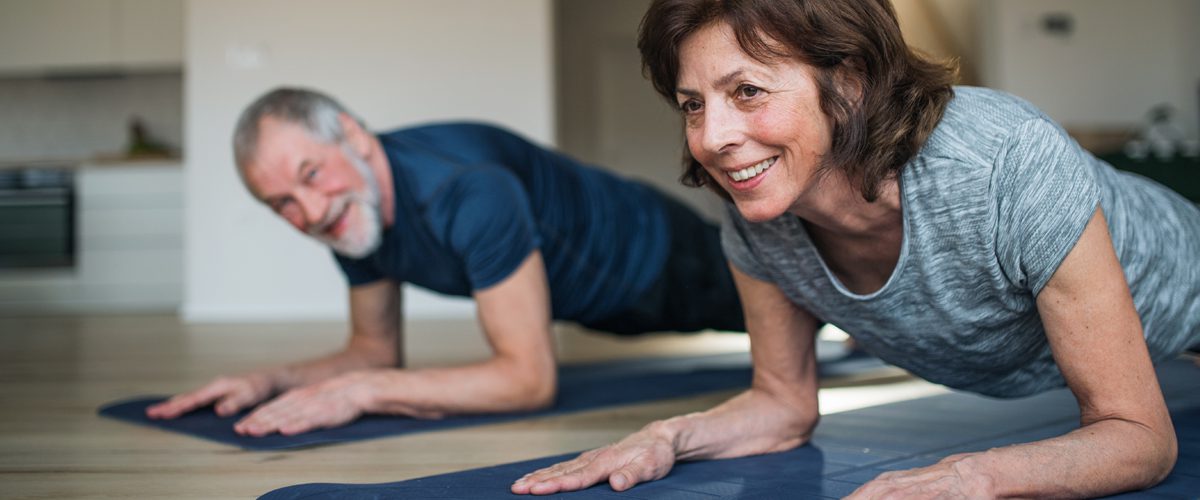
556;0;724;222
981;0;1200;138
183;0;554;322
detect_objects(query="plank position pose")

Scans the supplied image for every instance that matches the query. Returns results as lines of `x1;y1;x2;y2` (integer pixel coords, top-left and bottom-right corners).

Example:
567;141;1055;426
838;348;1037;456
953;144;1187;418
513;0;1200;497
146;87;745;436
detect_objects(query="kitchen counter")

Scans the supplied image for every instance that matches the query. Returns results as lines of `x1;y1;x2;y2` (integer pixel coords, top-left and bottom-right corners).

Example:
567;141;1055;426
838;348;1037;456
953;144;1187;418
0;155;182;170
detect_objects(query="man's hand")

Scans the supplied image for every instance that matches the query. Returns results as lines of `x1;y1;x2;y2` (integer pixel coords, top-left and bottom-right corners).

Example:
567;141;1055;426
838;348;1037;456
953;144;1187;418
846;452;995;499
231;371;380;437
145;373;274;419
511;422;677;495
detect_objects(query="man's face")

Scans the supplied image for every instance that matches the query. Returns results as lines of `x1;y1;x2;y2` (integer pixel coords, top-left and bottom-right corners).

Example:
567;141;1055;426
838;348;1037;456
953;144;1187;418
242;116;383;258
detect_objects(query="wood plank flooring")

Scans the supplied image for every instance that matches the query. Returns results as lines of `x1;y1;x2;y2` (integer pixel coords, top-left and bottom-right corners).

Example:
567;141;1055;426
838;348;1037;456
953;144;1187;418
0;314;941;499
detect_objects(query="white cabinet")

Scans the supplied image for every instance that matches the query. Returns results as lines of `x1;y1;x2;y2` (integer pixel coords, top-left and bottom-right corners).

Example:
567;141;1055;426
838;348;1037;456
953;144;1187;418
0;0;182;75
0;0;116;71
114;0;185;68
0;162;183;313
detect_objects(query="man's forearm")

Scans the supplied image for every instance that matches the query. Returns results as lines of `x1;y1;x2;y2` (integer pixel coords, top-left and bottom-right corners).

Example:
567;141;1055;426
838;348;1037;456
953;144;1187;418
963;418;1176;498
267;341;396;393
357;355;556;417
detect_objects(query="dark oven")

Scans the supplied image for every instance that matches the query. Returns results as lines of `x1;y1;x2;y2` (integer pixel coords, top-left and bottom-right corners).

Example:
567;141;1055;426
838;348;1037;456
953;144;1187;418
0;167;76;268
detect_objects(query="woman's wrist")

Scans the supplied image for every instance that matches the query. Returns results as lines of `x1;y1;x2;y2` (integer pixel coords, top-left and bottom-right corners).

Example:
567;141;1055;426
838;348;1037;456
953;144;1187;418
645;416;688;455
950;451;1001;498
650;412;716;460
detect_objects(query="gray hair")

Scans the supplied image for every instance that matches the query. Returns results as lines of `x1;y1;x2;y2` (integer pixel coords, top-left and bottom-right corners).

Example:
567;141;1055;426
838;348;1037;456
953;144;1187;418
232;87;368;170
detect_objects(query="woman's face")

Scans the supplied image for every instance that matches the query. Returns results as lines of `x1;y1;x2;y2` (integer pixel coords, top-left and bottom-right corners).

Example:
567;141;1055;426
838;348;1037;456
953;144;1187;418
676;22;833;223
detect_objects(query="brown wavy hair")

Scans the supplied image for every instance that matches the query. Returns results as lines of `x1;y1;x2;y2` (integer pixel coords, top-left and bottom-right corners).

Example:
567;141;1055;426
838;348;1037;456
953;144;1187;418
638;0;957;201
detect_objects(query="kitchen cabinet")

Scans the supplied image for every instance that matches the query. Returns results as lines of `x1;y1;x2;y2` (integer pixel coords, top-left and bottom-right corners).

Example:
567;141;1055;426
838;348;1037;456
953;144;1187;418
0;161;182;313
0;0;183;76
113;0;184;68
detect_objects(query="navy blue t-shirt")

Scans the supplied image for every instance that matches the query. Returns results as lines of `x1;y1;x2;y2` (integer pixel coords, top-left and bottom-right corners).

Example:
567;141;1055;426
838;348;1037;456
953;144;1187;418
333;123;670;324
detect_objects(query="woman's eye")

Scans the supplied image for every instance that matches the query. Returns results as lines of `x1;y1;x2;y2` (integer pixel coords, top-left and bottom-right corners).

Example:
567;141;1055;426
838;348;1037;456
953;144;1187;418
738;85;762;99
680;100;703;113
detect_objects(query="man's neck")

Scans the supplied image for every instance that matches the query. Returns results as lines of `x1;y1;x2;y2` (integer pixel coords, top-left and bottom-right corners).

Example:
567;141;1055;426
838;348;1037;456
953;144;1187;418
366;134;397;227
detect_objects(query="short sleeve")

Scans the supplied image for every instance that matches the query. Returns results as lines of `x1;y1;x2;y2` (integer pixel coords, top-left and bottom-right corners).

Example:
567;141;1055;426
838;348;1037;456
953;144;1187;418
437;167;541;291
333;252;385;287
994;118;1100;296
720;201;777;284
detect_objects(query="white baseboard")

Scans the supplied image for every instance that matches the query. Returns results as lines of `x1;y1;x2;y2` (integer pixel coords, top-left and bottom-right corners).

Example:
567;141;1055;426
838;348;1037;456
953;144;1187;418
181;289;476;323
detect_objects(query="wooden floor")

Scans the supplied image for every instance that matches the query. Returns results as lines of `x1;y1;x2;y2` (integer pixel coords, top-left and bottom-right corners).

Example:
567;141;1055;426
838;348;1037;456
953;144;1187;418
0;314;943;499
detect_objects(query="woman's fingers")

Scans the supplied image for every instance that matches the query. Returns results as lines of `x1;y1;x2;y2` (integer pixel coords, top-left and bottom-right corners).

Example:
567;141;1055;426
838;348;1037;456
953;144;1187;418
512;432;677;495
512;450;608;494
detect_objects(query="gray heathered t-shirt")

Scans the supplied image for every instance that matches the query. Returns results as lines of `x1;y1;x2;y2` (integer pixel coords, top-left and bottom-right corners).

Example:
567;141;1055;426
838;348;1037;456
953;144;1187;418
722;86;1200;398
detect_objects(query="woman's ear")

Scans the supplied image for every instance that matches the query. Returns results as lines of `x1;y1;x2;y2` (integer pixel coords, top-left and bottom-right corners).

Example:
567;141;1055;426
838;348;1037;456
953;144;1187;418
835;57;865;104
338;113;371;157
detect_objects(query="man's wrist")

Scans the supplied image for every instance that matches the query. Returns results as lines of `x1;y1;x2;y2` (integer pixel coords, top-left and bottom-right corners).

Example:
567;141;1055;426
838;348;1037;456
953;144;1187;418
342;369;384;412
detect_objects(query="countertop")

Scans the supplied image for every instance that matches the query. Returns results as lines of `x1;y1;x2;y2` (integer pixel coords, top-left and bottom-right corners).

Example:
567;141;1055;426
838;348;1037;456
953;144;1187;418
0;154;183;170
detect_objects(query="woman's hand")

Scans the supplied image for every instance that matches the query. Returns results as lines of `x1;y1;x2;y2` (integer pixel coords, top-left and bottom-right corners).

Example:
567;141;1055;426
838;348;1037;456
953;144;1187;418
846;452;995;499
510;264;824;495
511;421;678;495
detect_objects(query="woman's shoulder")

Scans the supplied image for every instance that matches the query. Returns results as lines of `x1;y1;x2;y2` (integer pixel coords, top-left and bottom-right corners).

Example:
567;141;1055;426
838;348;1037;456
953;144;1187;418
901;89;1048;238
921;87;1049;162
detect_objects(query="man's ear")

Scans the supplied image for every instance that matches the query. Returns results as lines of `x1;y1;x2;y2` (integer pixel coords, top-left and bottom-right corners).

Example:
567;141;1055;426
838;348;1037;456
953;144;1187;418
338;113;371;157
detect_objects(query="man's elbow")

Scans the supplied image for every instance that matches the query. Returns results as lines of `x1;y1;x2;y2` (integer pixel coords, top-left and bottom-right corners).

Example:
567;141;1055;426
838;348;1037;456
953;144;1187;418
509;363;556;412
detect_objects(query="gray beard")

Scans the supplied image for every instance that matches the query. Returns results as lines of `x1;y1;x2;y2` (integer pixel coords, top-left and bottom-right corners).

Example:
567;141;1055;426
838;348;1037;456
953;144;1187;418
308;148;384;258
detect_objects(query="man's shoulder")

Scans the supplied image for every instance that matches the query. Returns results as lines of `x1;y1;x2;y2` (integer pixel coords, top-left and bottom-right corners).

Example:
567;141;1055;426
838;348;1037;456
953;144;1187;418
383;121;519;142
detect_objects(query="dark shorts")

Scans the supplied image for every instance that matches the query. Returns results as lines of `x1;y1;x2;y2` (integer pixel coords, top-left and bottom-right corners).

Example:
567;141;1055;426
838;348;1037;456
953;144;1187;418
581;195;745;335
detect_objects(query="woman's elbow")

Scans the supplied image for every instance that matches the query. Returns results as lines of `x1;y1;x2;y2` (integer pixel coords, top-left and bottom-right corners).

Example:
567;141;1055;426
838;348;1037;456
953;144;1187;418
1143;432;1178;488
1123;421;1178;490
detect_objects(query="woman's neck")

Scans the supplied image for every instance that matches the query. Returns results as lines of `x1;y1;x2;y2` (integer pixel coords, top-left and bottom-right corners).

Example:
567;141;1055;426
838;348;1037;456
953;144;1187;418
788;172;902;238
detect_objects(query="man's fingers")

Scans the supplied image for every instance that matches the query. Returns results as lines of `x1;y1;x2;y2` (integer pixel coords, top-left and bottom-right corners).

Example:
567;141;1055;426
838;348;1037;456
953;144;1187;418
233;388;353;437
214;385;264;417
233;394;294;436
146;380;231;419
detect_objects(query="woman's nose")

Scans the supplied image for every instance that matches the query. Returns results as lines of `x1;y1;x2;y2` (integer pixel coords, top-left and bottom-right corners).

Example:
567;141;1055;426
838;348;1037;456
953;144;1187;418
699;103;744;155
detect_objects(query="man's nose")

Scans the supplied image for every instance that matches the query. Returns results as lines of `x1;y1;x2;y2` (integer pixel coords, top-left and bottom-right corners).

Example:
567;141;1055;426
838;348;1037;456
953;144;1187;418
294;187;327;227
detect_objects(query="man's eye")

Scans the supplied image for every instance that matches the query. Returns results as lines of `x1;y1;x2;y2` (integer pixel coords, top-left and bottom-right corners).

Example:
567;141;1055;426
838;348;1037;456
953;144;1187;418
680;100;703;113
303;166;319;183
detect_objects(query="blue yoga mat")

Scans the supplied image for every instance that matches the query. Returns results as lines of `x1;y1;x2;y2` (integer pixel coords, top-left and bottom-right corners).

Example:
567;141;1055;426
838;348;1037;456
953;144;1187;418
259;358;1200;499
98;350;887;451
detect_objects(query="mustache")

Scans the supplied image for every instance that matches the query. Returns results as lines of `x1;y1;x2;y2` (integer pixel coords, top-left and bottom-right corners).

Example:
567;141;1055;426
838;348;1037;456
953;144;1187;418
306;195;351;236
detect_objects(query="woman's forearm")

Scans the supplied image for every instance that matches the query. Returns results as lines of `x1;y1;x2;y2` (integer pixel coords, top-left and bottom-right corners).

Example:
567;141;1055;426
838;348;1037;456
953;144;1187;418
965;417;1176;498
659;387;819;462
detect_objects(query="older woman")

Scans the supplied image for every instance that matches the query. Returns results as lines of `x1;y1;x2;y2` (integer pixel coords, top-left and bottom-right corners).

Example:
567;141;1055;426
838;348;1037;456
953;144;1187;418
512;0;1200;498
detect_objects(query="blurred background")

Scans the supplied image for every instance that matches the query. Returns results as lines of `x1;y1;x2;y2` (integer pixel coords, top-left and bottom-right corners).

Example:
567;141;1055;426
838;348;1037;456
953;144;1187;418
0;0;1196;329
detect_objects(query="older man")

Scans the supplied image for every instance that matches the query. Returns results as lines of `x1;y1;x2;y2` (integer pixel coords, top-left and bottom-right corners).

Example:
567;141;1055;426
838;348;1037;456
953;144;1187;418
146;87;743;436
